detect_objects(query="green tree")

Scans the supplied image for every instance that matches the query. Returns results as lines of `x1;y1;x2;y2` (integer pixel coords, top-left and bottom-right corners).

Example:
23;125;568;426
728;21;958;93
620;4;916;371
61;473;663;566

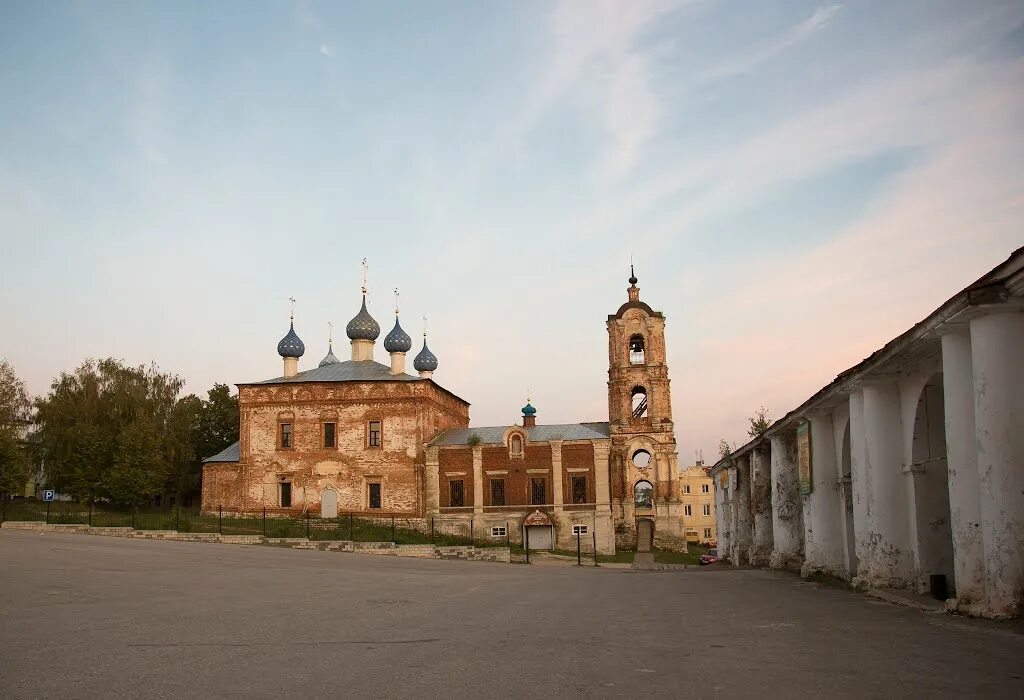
35;359;186;505
0;359;32;496
195;384;239;462
747;405;772;438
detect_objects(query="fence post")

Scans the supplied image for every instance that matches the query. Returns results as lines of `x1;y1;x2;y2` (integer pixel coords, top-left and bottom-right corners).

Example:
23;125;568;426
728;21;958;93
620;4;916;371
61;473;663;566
391;515;396;544
470;516;474;547
506;521;510;550
218;505;222;535
349;512;354;541
175;504;179;532
593;527;598;567
88;499;93;527
263;507;267;538
130;505;135;530
305;512;310;540
525;524;530;564
1;493;5;525
577;530;582;566
430;517;435;544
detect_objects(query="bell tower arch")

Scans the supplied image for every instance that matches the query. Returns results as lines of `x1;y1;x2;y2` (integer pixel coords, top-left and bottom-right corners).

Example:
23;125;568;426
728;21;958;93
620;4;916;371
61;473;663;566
606;267;683;548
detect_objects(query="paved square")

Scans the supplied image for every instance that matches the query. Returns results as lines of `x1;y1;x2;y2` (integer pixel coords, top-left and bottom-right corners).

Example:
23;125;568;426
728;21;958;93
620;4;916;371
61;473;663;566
1;530;1021;698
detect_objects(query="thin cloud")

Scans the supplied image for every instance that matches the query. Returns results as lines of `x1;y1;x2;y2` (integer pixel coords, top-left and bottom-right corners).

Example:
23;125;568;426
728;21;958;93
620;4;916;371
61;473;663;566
319;44;334;58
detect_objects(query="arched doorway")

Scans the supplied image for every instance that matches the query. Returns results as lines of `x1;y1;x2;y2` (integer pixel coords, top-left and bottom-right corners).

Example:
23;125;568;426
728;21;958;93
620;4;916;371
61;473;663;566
321;488;338;518
909;373;954;595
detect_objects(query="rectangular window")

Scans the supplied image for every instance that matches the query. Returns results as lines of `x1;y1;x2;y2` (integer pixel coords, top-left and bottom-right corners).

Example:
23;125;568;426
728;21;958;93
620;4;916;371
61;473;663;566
368;421;382;448
530;478;546;506
449;480;465;508
684;504;692;516
368;483;381;509
572;524;588;535
323;422;336;449
280;422;293;449
703;504;711;516
701;483;709;494
571;475;587;504
490;526;507;538
490;479;506;507
279;482;292;508
704;528;712;539
683;484;691;494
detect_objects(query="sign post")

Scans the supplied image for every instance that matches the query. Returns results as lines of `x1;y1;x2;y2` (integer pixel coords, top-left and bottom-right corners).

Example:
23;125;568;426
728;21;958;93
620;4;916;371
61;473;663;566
43;490;54;524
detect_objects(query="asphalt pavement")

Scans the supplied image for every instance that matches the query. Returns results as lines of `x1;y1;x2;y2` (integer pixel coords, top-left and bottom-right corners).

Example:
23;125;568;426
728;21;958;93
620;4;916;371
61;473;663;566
1;530;1021;699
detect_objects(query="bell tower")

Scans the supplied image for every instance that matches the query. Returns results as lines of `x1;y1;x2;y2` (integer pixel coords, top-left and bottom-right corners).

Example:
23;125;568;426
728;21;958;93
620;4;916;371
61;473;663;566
606;267;683;547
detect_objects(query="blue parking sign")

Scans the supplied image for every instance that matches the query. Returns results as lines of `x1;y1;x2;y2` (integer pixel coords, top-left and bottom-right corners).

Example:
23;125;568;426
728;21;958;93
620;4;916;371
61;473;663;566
42;490;55;502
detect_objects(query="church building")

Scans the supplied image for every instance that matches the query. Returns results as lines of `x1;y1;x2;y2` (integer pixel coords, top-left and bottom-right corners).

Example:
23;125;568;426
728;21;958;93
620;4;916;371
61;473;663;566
202;268;685;554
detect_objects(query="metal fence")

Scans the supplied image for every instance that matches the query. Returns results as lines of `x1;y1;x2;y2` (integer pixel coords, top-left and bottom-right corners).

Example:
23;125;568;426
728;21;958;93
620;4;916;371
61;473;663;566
0;497;512;548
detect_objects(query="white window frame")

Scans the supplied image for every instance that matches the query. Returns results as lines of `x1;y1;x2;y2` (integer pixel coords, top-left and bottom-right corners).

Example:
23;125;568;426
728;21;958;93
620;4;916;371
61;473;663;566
701;483;709;494
703;504;711;516
571;524;588;535
684;504;692;516
703;528;712;539
490;526;507;538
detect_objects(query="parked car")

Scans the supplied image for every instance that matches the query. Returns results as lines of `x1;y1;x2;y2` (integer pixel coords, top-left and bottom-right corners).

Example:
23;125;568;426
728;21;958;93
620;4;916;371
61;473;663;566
699;548;719;566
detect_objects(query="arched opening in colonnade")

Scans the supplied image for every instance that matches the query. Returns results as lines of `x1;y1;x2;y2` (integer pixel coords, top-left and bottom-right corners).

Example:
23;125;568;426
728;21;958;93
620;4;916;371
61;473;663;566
910;373;955;595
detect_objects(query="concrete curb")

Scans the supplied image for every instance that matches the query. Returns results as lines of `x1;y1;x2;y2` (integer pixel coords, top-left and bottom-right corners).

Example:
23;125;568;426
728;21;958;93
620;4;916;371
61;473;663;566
1;522;510;563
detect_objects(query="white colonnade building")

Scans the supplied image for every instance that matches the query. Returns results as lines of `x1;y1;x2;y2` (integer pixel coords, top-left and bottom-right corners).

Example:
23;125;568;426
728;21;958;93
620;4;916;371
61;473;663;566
711;247;1024;619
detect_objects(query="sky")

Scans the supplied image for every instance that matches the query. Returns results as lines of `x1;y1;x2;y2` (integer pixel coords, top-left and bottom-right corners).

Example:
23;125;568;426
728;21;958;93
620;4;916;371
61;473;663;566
1;0;1022;464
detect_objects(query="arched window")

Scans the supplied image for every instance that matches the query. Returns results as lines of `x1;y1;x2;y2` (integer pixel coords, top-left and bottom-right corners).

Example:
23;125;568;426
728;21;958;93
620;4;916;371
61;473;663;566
629;335;645;365
634;480;654;509
510;434;523;455
631;386;648;418
631;449;652;470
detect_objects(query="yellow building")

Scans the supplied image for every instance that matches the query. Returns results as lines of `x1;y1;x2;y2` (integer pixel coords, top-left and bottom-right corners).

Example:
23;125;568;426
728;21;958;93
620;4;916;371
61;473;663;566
679;463;716;545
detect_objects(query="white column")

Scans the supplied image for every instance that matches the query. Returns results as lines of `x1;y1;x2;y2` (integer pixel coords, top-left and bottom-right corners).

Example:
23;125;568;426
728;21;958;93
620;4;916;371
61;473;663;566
862;381;913;588
848;390;871;581
714;478;727;551
769;432;802;569
472;446;483;514
940;329;984;607
802;412;845;577
593;442;613;554
970;310;1024;618
734;456;752;565
750;446;773;565
551;441;563;512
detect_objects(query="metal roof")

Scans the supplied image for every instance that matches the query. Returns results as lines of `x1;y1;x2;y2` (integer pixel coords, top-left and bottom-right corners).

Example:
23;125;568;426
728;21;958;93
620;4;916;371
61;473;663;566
246;360;420;385
430;422;610;446
203;441;240;463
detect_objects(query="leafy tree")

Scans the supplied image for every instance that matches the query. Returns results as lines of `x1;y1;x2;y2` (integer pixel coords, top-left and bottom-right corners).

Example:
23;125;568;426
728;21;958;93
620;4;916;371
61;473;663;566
717;439;733;459
0;359;32;496
35;359;185;505
195;384;239;462
747;405;772;438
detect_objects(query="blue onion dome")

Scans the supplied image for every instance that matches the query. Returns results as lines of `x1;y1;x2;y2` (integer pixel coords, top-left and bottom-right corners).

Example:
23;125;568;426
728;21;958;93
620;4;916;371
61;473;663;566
522;402;537;416
277;322;305;358
384;318;412;353
319;344;340;367
413;340;438;372
346;297;380;341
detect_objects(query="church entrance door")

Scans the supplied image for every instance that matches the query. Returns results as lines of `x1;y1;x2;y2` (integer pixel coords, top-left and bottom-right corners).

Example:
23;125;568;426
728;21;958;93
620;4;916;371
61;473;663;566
321;489;338;518
526;526;553;551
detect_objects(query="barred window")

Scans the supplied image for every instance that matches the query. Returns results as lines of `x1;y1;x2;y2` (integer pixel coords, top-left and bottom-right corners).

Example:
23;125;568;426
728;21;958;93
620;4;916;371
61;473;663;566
490;479;506;507
572;524;588;535
530;478;546;506
368;483;381;509
323;422;336;448
449;480;465;508
280;422;293;449
571;475;587;504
